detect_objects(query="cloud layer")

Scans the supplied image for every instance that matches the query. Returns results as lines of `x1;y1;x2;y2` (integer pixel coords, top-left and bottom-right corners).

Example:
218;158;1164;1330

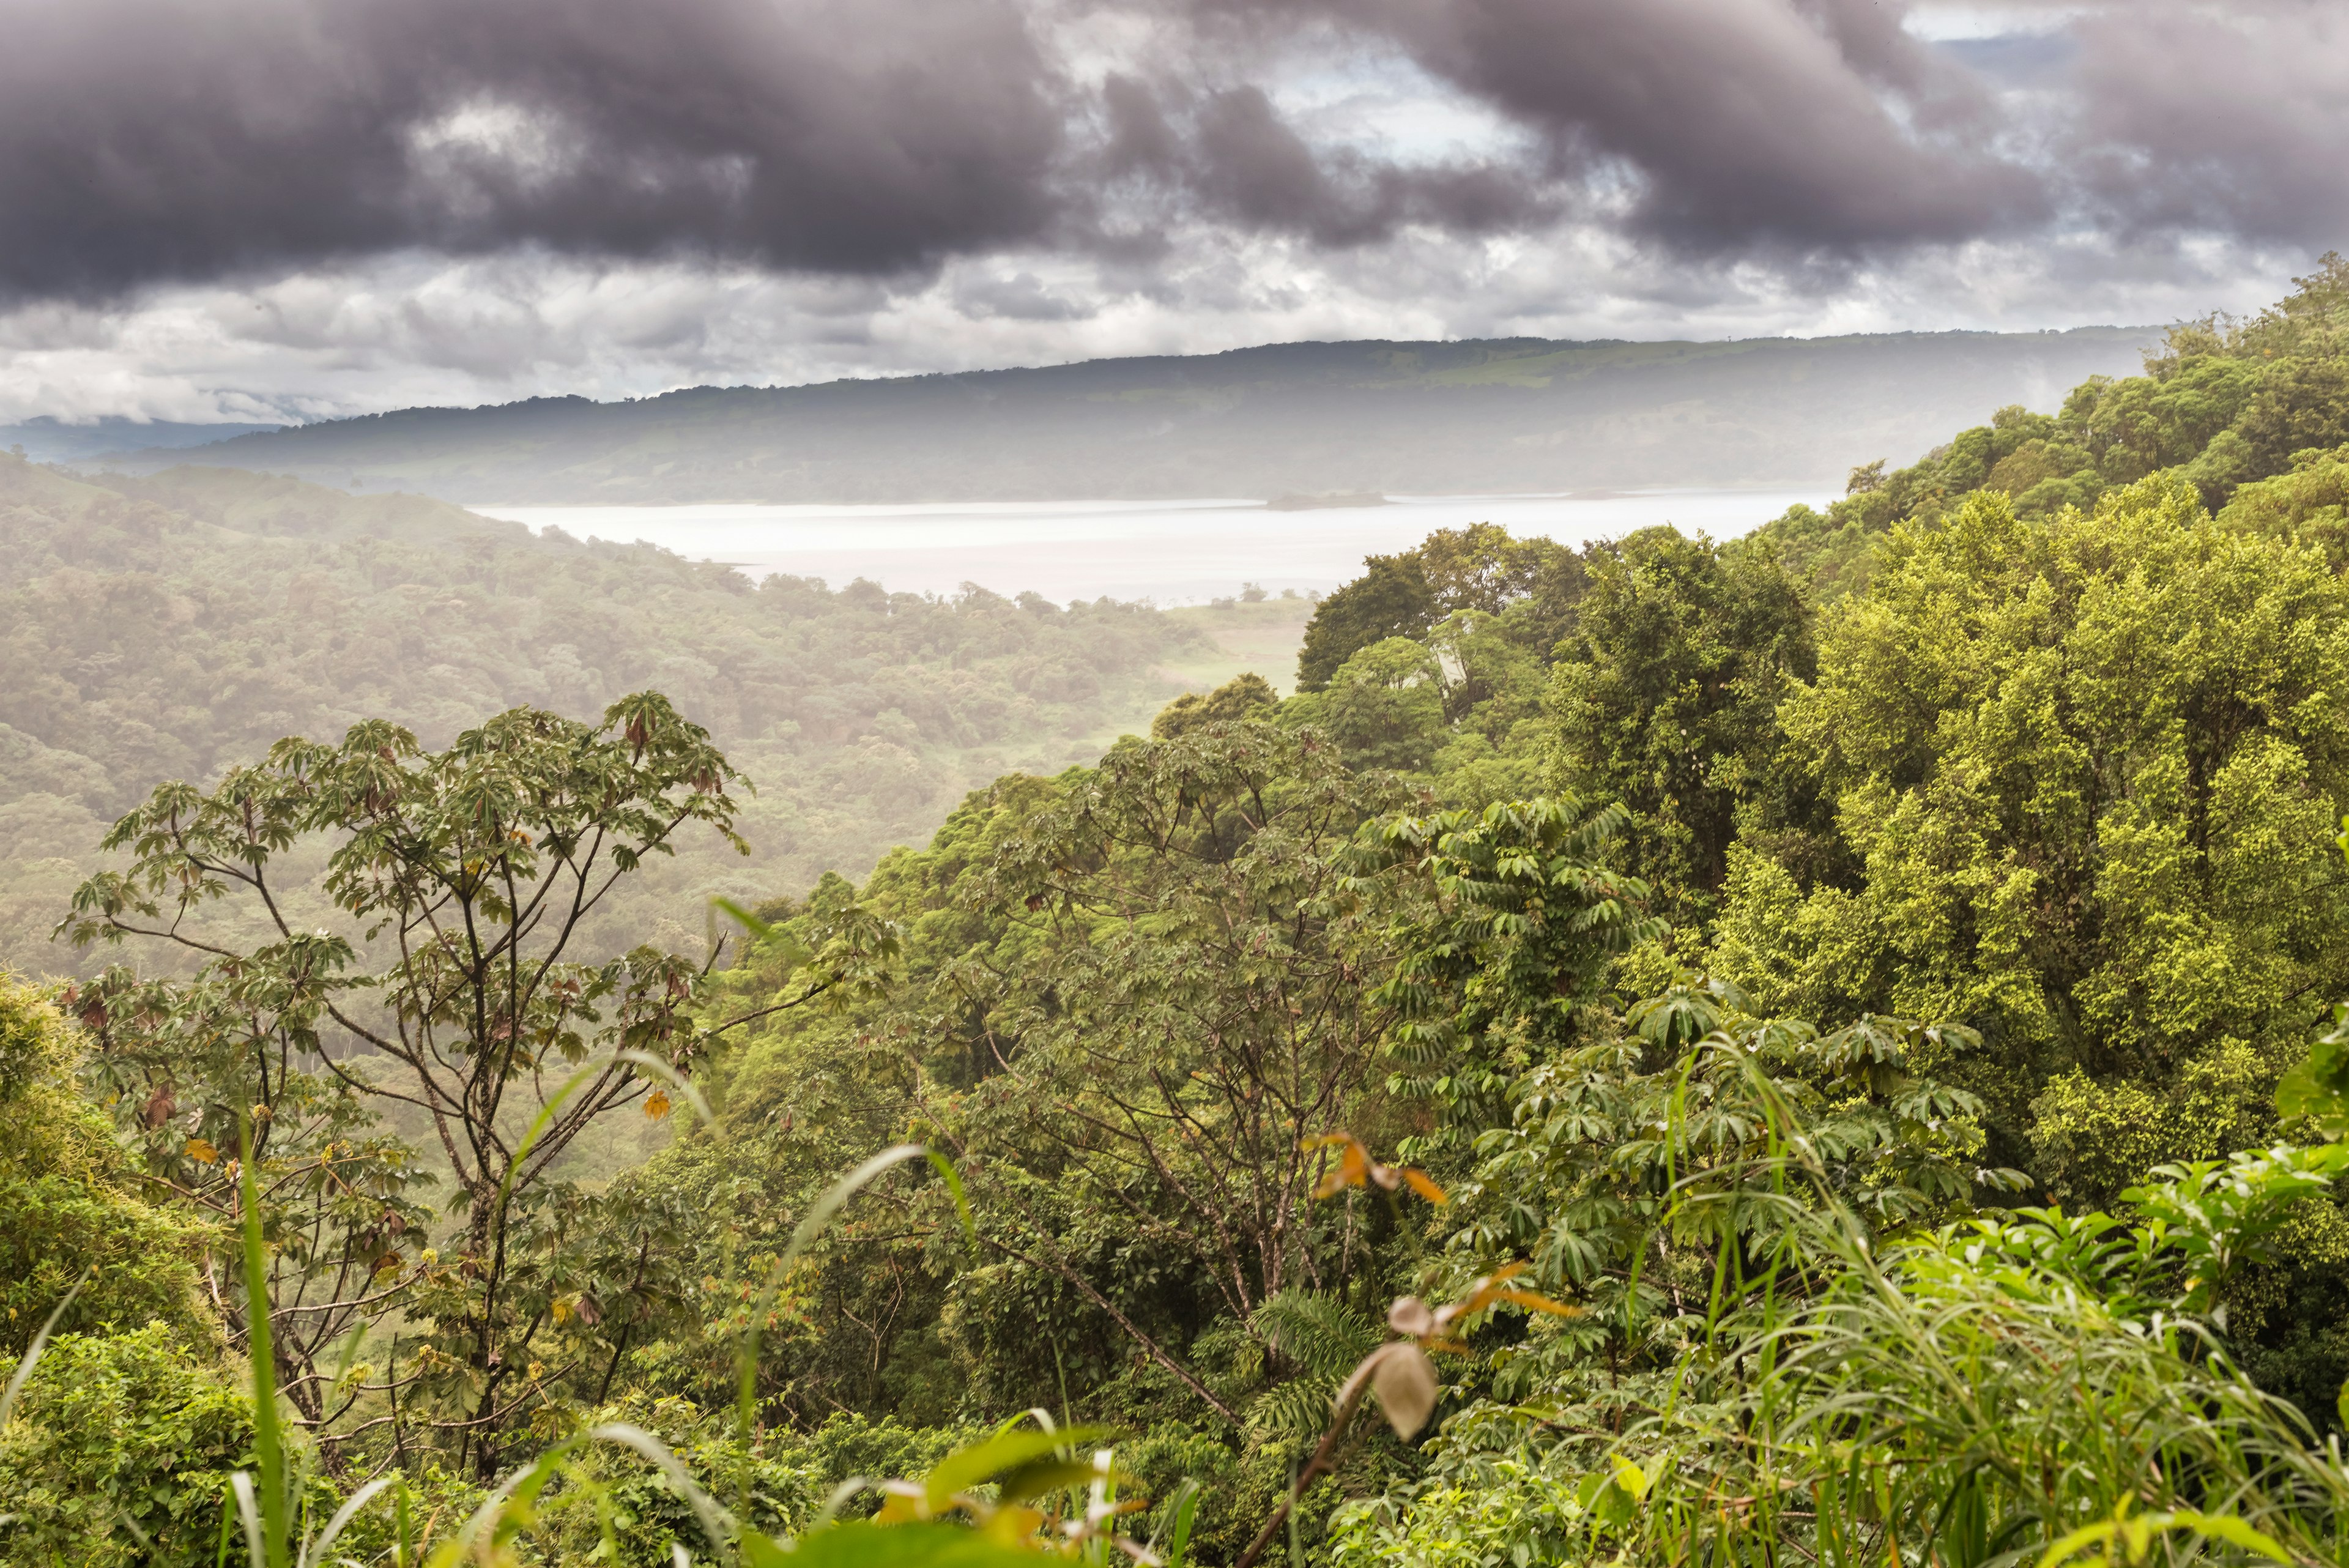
0;0;2341;420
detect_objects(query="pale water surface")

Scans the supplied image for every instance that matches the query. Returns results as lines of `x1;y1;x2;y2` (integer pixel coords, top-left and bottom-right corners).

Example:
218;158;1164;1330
472;487;1836;604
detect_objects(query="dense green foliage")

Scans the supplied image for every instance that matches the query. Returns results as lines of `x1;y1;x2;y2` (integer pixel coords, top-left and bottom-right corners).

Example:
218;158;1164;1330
0;1323;259;1564
1547;527;1817;934
0;977;207;1354
16;263;2349;1566
1717;479;2349;1193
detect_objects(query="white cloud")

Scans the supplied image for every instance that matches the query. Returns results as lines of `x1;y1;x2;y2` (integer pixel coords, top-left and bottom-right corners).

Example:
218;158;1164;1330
0;218;2306;430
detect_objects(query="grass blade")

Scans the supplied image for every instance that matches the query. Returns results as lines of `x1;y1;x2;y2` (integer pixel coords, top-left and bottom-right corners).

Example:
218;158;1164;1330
617;1048;716;1128
300;1476;394;1568
0;1265;91;1426
426;1435;585;1568
813;1477;872;1529
735;1144;932;1442
240;1115;292;1568
491;1060;605;1221
590;1422;735;1558
1163;1480;1201;1568
229;1472;267;1568
923;1148;976;1245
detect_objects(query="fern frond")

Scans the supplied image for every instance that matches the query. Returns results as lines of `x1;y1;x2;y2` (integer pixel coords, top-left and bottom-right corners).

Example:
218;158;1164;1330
1250;1290;1381;1381
1245;1377;1337;1443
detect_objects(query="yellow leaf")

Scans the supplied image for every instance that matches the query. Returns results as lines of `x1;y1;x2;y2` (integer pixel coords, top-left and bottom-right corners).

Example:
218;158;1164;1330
644;1089;672;1121
874;1482;930;1525
981;1504;1047;1546
1609;1453;1650;1502
185;1137;218;1164
1310;1135;1370;1197
1401;1168;1450;1205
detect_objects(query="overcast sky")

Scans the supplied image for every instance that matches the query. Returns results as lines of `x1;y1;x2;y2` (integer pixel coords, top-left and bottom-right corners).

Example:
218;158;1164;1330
0;0;2340;426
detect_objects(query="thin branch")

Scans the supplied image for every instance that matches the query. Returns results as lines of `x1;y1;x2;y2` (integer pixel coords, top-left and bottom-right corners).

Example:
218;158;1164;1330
980;1232;1239;1427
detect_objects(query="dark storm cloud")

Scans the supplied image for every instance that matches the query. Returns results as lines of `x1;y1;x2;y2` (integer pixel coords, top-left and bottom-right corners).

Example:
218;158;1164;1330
1440;0;2036;251
0;0;2340;305
1175;0;2043;252
1103;79;1554;248
0;0;1069;297
2066;2;2349;246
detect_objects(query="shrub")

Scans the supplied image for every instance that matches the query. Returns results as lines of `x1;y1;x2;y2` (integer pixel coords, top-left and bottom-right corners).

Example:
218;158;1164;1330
0;1325;254;1566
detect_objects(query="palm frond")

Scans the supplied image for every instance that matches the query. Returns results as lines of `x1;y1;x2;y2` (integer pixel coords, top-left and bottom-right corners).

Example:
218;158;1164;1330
1250;1290;1381;1383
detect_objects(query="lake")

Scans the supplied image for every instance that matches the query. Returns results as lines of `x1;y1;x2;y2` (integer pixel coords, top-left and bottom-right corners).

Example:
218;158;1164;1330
471;486;1836;604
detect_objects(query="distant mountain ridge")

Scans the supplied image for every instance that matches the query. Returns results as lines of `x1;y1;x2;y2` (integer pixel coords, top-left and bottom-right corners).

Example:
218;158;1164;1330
94;329;2161;505
4;415;282;464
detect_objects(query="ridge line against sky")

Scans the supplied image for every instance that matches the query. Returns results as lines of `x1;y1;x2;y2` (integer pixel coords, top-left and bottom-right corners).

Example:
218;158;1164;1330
0;0;2339;427
127;322;2173;425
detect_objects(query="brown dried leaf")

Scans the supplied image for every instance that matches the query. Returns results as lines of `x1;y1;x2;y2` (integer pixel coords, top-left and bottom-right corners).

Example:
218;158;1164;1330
1452;1262;1532;1318
1370;1342;1440;1439
1387;1296;1436;1337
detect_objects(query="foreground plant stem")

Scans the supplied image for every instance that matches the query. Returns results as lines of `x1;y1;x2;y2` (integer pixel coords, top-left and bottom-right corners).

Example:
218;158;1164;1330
1231;1373;1368;1568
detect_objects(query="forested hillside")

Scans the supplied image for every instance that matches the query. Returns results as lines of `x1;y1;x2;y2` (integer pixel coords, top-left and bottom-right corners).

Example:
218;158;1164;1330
0;458;1201;974
1745;261;2349;598
98;328;2153;503
10;261;2349;1568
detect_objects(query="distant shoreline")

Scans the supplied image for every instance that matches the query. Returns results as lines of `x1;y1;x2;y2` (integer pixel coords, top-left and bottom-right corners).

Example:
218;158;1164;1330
1264;491;1390;511
468;485;1838;604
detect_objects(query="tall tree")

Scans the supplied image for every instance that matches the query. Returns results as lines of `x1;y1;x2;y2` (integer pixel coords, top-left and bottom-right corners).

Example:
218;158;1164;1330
1714;478;2349;1199
1296;524;1586;694
1289;639;1449;774
929;723;1409;1424
1353;794;1660;1159
62;694;754;1476
1296;554;1436;692
1547;526;1817;938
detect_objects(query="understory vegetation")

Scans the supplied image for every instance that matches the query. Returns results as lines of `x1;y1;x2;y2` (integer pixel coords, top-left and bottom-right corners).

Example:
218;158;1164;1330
9;258;2349;1566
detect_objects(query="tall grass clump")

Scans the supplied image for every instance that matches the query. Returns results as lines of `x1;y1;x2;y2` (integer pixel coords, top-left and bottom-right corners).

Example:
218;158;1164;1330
1336;1031;2349;1568
1623;1194;2349;1567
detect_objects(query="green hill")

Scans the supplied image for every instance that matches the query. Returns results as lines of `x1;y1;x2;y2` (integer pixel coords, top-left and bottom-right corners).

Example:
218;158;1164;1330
102;329;2156;503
